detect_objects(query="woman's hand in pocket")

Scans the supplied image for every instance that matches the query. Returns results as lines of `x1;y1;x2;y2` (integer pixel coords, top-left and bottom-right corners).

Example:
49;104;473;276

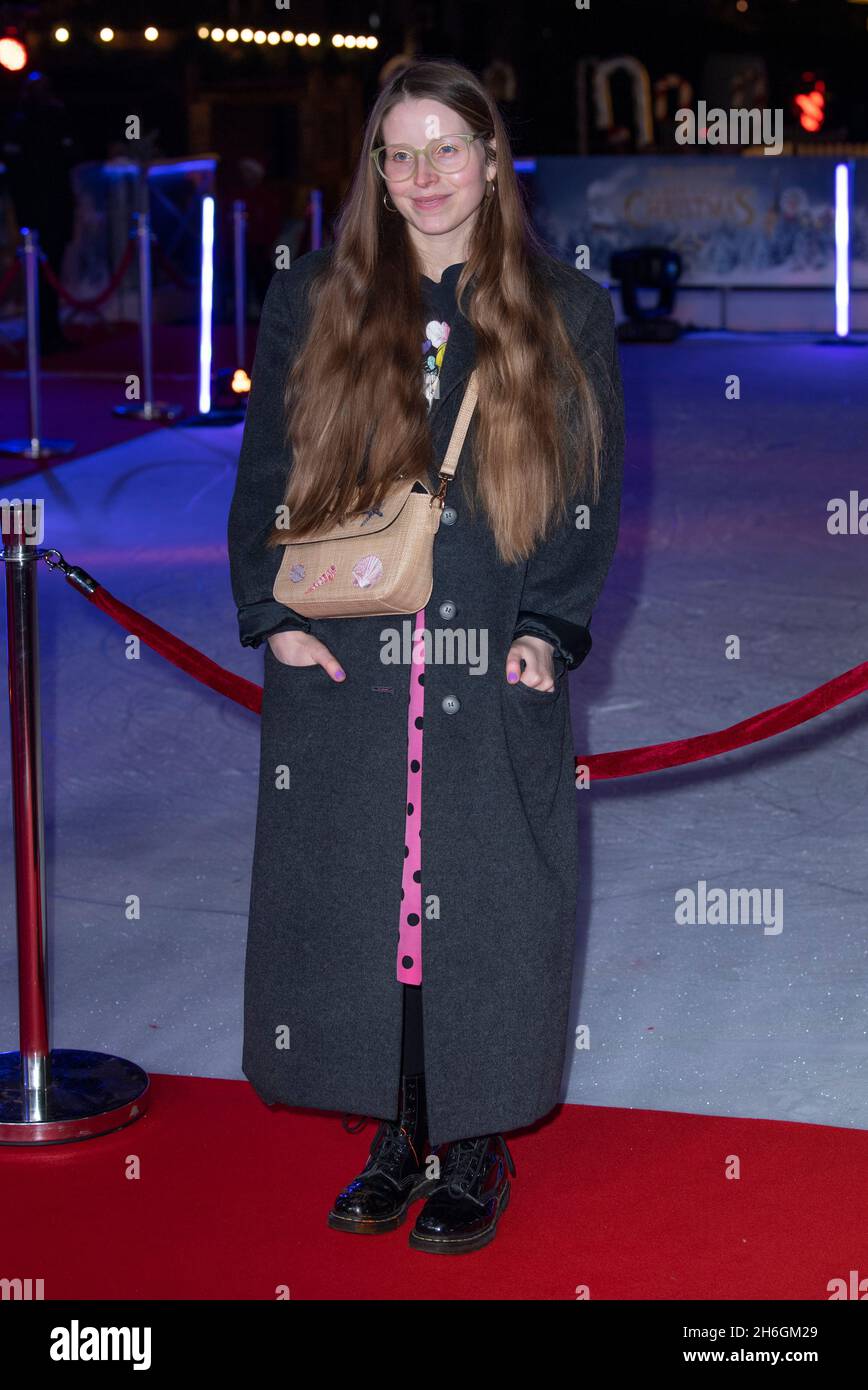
505;635;556;691
267;630;346;681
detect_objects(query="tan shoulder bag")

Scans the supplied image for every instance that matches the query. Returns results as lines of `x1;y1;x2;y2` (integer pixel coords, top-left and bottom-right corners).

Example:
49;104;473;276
272;370;478;618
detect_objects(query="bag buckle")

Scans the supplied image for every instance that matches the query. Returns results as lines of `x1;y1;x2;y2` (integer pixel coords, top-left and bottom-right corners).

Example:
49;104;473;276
431;474;449;509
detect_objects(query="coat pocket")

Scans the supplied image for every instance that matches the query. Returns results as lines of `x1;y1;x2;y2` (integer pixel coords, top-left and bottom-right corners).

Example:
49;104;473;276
510;673;563;701
263;643;334;690
499;675;569;834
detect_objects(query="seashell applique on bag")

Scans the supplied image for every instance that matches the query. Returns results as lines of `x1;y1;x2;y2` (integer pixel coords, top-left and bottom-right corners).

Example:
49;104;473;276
272;370;478;619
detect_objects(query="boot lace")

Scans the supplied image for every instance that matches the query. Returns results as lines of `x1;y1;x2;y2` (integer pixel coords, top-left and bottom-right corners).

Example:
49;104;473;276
439;1133;515;1199
364;1120;421;1175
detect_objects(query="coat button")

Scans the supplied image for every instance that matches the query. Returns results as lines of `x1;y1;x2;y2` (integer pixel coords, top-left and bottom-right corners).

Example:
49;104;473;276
441;694;461;715
438;599;457;621
441;506;458;526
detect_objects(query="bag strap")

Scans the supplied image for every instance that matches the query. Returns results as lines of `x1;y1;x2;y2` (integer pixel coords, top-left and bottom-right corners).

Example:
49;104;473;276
438;369;478;484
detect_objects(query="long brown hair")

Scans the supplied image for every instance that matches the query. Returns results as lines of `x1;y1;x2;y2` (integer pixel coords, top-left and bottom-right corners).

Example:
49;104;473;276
266;58;604;566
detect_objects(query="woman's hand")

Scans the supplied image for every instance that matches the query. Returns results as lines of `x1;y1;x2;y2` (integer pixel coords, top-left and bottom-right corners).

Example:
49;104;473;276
505;635;557;692
267;630;346;681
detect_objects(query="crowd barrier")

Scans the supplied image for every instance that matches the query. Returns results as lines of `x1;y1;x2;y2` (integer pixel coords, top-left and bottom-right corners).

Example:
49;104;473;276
0;188;324;445
28;546;862;780
2;415;866;1148
2;520;866;1145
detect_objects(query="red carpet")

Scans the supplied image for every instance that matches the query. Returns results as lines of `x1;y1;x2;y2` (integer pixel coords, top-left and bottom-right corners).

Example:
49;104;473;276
1;1075;863;1300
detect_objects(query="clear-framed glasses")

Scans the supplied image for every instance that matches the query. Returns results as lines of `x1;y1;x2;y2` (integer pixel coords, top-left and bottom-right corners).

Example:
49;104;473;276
370;132;487;182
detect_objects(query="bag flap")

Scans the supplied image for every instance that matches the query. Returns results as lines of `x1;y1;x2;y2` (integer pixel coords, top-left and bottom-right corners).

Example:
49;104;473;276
277;477;431;546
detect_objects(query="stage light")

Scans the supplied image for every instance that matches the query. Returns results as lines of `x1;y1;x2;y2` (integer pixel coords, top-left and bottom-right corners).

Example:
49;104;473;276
267;31;280;45
281;31;294;42
344;36;356;48
197;26;209;39
231;368;251;394
367;37;378;48
54;27;70;43
144;27;159;42
610;246;683;343
0;36;27;70
333;35;345;47
211;27;224;42
295;33;308;46
308;33;321;46
226;28;239;42
240;28;253;42
254;30;266;44
835;163;850;337
199;196;215;415
99;27;114;43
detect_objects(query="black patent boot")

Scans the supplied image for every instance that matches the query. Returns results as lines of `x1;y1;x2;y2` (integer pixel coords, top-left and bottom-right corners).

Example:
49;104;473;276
408;1132;515;1254
327;1073;433;1234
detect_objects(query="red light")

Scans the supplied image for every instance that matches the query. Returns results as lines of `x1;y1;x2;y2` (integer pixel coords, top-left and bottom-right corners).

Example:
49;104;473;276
0;36;27;71
794;85;825;133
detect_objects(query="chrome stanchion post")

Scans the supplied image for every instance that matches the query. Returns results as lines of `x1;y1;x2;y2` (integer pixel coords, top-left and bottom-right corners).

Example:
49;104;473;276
113;211;183;422
309;187;323;250
233;198;247;374
0;509;150;1145
5;505;50;1102
0;228;75;459
25;234;43;454
139;211;155;408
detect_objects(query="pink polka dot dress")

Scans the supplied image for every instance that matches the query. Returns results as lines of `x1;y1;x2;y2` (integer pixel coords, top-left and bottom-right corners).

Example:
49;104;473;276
395;278;454;985
396;614;426;984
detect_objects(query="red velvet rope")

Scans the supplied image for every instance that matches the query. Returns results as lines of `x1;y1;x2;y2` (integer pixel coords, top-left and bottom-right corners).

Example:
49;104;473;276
11;223;203;317
88;585;263;715
38;240;136;310
578;659;868;779
79;579;868;781
0;231;179;314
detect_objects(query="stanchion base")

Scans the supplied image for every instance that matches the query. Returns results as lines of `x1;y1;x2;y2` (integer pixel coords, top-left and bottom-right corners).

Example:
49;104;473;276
177;408;247;427
0;1048;150;1146
112;402;185;421
0;438;76;458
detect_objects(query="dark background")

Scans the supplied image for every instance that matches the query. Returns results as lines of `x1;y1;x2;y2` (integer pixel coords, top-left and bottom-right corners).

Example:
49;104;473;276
1;1;866;174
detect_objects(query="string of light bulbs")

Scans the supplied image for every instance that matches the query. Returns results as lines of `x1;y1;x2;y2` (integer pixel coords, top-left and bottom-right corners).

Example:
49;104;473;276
43;27;378;50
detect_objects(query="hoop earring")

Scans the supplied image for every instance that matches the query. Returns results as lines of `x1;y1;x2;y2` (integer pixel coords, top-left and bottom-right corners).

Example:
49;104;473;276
383;190;398;212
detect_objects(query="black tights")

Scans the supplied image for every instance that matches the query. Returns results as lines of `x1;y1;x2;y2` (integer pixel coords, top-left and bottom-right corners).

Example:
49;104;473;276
400;985;487;1146
401;983;425;1075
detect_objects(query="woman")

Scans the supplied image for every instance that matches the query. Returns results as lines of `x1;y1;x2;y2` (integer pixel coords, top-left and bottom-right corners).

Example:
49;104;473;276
227;58;624;1255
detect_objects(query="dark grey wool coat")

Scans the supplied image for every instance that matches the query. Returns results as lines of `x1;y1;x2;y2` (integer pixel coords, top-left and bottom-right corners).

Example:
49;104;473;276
227;245;624;1146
